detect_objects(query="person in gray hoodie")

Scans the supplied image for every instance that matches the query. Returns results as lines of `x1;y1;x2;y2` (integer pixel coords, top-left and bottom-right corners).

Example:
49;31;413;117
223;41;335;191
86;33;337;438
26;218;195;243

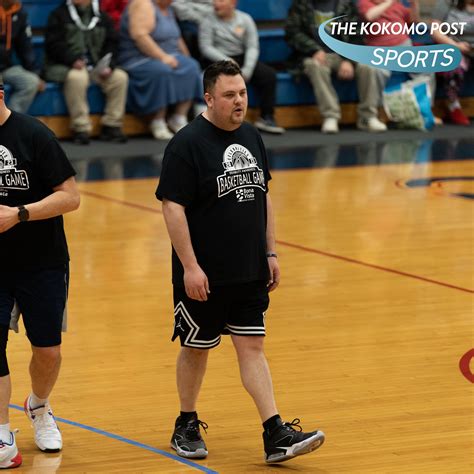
199;0;285;134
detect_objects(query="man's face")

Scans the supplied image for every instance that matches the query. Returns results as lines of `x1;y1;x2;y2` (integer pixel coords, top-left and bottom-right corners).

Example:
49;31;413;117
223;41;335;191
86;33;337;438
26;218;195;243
205;74;247;130
213;0;235;18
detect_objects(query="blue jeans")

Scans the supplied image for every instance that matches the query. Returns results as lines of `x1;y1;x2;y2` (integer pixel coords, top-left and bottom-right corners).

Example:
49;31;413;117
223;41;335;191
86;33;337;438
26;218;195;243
2;65;40;113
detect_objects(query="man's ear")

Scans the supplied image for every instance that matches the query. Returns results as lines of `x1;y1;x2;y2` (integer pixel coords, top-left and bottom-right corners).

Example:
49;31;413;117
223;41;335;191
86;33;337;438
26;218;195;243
204;92;212;108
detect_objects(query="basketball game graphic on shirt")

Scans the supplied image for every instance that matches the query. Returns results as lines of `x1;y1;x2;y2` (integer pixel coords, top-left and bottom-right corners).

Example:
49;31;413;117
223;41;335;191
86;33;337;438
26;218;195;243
217;144;266;201
0;145;29;194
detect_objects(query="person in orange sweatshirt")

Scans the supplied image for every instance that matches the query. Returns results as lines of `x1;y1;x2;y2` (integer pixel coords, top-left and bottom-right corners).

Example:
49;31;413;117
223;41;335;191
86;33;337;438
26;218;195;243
0;0;44;113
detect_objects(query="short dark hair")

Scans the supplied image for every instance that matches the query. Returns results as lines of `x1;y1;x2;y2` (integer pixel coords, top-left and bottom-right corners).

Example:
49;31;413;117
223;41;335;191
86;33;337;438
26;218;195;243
203;60;242;93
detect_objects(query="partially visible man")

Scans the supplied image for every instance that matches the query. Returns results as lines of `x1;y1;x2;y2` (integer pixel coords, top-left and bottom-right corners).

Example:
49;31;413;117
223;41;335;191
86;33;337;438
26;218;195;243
44;0;128;145
0;77;80;468
199;0;285;134
0;0;45;113
285;0;387;133
156;60;324;463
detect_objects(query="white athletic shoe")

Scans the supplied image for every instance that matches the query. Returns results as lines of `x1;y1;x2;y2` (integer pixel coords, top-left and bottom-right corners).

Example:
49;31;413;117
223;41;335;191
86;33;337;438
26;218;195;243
167;114;188;134
150;120;174;140
24;397;62;452
357;116;387;132
321;118;339;133
0;431;22;469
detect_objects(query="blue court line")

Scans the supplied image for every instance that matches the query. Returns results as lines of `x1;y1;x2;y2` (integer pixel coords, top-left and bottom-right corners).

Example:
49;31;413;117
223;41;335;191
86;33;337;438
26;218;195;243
9;404;218;474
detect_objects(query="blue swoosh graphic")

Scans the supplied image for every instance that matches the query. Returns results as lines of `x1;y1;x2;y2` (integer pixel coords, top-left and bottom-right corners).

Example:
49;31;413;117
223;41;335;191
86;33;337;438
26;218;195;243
318;16;461;73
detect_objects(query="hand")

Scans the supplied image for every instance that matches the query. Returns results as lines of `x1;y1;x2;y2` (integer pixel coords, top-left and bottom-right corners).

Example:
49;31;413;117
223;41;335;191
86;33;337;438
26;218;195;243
266;257;280;292
99;67;113;79
37;79;46;92
72;59;87;70
183;265;210;302
338;60;354;80
457;41;471;55
0;205;18;233
312;50;327;66
162;54;178;68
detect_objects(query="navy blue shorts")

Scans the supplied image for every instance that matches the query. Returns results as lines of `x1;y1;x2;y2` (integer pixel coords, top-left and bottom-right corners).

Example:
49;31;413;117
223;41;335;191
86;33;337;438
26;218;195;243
0;264;69;347
172;281;269;349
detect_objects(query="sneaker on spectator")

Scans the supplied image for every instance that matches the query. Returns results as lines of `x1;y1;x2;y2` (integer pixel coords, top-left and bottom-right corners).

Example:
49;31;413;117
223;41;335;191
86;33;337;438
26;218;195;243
357;117;387;132
168;114;188;134
150;120;173;140
446;107;470;126
254;116;285;134
0;431;22;469
263;418;324;464
170;416;208;459
321;118;339;134
100;125;128;143
24;396;62;452
72;131;90;145
193;103;207;117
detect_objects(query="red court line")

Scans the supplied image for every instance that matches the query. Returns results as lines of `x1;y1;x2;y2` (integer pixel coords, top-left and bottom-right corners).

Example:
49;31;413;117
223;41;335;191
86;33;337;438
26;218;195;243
80;189;473;294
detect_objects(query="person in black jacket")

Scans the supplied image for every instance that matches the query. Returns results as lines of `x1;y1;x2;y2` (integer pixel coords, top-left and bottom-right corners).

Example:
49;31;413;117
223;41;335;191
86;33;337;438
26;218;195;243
44;0;128;144
0;0;45;113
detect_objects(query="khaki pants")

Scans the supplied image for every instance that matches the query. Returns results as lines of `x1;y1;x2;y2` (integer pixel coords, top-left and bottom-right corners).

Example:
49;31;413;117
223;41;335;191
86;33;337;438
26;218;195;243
303;54;380;121
63;68;128;133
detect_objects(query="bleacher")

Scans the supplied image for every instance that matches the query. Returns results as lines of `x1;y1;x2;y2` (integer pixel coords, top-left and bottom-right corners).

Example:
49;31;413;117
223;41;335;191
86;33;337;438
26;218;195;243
7;0;474;137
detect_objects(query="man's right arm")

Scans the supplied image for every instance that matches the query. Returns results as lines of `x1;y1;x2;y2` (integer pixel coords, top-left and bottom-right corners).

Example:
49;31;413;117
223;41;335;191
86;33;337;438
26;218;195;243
162;199;210;301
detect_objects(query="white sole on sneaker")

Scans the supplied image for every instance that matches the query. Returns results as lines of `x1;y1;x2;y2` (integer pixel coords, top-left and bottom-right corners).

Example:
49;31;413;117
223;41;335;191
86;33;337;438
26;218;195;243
265;430;325;463
0;450;22;469
170;440;208;459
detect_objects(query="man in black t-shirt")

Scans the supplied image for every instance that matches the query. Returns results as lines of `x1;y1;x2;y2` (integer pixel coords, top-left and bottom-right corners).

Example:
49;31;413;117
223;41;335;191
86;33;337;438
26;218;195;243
156;61;325;464
0;79;80;468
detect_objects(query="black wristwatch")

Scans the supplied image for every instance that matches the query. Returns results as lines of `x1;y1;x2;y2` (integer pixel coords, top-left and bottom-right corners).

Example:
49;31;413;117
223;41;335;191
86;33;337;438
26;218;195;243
17;205;29;222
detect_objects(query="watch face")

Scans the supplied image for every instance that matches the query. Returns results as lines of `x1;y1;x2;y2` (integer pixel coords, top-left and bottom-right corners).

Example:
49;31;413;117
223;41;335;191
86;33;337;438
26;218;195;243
18;206;29;222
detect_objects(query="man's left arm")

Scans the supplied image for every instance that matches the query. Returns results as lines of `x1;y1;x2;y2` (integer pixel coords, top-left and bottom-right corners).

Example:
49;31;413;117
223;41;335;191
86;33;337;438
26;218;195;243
0;177;80;233
266;193;280;292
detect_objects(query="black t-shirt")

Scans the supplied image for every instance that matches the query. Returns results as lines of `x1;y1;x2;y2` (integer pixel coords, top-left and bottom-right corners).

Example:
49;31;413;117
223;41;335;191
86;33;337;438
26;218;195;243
156;115;272;286
0;112;76;269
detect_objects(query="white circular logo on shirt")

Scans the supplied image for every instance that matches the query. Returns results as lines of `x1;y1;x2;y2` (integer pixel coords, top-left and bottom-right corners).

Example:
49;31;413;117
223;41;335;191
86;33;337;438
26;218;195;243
222;144;257;171
0;146;16;170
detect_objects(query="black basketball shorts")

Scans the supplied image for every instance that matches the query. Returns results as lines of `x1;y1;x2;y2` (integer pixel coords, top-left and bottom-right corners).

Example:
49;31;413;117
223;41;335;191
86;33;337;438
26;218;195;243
0;264;69;347
172;281;270;349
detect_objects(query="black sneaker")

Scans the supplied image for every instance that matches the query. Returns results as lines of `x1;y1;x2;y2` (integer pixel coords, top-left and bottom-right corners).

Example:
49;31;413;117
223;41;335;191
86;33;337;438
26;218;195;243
99;125;128;143
255;115;285;134
263;418;324;463
72;131;90;145
170;416;208;459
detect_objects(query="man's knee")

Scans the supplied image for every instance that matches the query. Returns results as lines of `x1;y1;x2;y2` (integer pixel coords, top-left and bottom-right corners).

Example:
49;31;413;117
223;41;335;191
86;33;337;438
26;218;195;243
65;69;89;89
32;345;62;367
233;335;265;354
181;346;209;358
110;68;129;88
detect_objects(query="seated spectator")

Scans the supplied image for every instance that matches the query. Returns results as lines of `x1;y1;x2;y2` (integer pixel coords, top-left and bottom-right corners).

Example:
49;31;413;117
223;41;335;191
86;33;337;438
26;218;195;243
0;0;45;113
101;0;128;30
44;0;128;145
431;0;473;125
285;0;387;133
357;0;437;121
118;0;202;140
172;0;213;60
199;0;285;134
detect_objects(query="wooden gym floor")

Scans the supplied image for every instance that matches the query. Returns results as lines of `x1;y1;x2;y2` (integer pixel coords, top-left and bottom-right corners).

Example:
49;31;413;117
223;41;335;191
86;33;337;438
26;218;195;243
7;135;473;473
